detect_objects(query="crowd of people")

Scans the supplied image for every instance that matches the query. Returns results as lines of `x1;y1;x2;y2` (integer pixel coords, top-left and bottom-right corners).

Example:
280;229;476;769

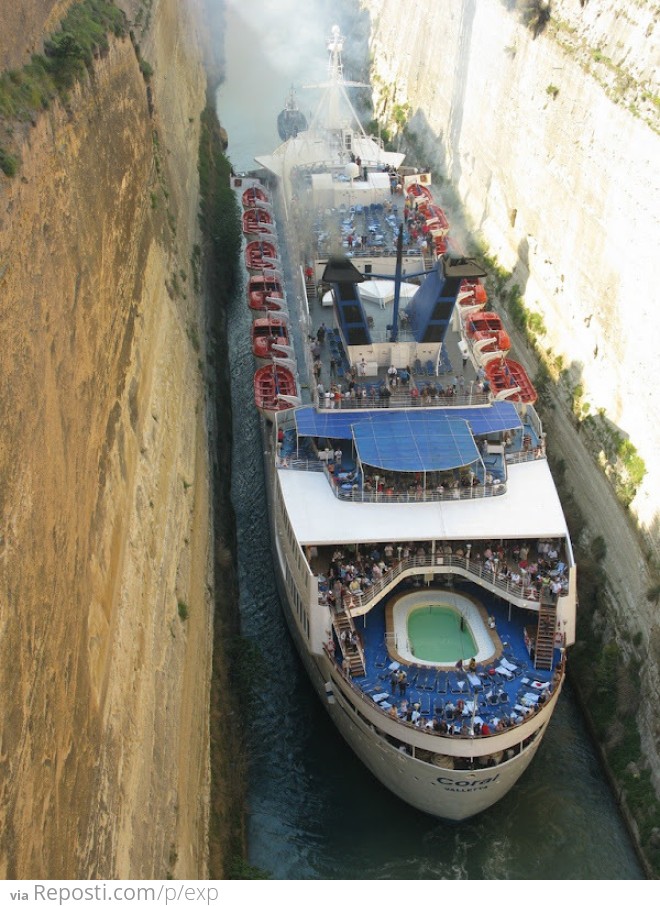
315;537;569;611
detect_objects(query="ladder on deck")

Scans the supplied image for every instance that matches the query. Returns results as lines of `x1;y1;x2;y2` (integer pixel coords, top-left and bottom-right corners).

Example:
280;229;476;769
534;594;557;671
333;608;366;677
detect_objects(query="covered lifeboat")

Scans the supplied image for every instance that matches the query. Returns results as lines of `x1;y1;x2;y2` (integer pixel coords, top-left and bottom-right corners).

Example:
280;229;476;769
242;185;270;208
242;207;275;237
251;317;291;361
254;363;300;421
247;273;287;316
245;239;278;271
457;278;488;314
485;357;537;404
464;311;511;359
406;182;433;203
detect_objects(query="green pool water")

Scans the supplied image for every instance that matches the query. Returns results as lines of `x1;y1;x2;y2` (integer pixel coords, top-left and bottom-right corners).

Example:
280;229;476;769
407;605;478;662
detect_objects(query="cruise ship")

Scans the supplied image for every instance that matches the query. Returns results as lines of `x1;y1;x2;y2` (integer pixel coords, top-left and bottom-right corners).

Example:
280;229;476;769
232;26;577;821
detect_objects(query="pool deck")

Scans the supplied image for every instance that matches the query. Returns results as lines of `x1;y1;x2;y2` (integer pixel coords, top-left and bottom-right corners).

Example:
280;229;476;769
387;589;497;667
344;577;557;734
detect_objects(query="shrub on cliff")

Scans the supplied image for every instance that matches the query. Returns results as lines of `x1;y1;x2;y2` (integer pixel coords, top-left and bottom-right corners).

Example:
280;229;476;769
0;1;128;176
0;1;127;126
0;147;19;177
45;0;127;88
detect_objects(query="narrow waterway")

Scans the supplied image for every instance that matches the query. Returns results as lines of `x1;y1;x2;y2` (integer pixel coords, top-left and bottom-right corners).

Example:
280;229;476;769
217;0;644;880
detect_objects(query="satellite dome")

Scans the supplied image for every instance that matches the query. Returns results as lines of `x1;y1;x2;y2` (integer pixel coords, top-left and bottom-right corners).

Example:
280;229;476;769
345;162;360;180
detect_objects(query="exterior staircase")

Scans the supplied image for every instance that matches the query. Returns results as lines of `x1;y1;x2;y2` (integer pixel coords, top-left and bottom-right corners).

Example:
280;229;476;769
534;594;557;670
333;608;366;677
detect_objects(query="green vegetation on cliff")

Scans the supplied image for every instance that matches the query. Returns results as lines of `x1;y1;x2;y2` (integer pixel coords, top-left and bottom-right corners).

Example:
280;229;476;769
198;107;241;300
198;103;253;879
0;0;127;175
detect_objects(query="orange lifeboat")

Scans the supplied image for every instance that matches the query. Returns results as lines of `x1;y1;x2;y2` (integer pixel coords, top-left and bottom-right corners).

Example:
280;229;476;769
251;317;290;360
484;358;537;404
245;239;278;270
457;278;488;313
464;311;511;354
247;274;286;315
254;363;298;421
407;182;433;202
242;207;274;237
417;202;450;235
242;186;270;208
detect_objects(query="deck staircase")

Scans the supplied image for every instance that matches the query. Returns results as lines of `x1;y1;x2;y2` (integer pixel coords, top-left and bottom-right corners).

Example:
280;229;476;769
305;279;317;305
388;384;411;406
534;595;557;670
333;608;366;677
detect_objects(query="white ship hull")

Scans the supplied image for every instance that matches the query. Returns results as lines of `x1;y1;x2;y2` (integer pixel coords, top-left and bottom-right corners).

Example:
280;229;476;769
238;25;576;823
264;444;563;821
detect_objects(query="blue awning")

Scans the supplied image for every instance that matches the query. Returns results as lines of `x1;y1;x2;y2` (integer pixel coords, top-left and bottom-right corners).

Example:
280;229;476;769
294;401;521;444
351;411;478;471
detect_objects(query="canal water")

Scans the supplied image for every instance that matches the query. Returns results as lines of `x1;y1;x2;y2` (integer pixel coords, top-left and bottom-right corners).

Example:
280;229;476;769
217;0;644;881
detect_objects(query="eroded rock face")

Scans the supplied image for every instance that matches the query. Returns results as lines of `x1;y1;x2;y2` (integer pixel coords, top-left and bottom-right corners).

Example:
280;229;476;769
366;0;659;528
0;0;212;879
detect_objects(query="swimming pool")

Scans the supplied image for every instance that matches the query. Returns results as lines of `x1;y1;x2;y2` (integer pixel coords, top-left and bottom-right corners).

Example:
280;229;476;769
407;605;477;662
391;589;495;667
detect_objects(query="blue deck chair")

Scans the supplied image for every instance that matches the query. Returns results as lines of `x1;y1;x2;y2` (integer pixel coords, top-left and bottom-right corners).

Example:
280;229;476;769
425;359;435;376
435;673;448;694
440;346;453;374
450;671;468;694
476;671;492;689
374;648;388;669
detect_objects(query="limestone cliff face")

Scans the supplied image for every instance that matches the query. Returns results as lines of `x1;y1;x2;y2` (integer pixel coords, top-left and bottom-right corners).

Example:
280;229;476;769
365;0;659;528
0;0;212;879
0;1;75;70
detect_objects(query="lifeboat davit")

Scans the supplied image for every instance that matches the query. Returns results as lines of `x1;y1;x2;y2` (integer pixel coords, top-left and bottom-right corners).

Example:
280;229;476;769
254;363;299;421
464;311;511;354
457;279;488;313
251;317;290;360
242;186;270;208
485;358;537;404
247;274;286;315
245;239;278;271
242;207;274;237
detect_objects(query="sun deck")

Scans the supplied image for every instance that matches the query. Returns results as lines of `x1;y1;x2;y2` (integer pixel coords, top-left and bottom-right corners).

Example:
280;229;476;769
324;570;562;745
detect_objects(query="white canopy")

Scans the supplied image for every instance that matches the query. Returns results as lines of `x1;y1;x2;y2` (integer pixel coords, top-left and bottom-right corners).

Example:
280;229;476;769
276;458;571;549
358;280;419;308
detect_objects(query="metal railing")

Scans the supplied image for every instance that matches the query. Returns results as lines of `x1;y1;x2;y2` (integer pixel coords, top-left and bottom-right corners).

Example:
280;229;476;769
313;388;493;411
338;553;566;613
282;459;508;502
323;644;565;742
